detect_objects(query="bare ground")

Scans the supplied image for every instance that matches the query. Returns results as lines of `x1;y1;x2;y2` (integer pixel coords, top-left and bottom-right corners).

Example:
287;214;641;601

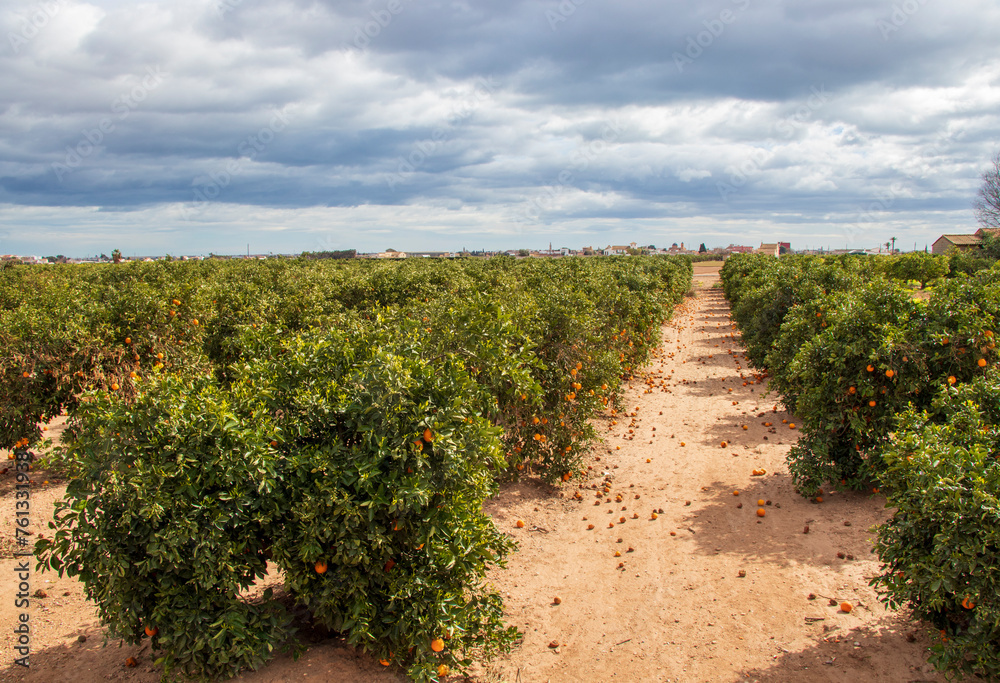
0;266;948;682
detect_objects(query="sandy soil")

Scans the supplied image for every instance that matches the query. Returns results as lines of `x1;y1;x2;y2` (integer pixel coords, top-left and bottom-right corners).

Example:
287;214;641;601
0;266;948;682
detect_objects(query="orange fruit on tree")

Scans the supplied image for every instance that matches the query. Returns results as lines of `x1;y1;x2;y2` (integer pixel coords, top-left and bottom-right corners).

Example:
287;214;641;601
314;560;327;574
978;358;987;367
438;664;450;677
867;365;874;372
145;625;158;637
948;376;957;385
191;319;199;326
868;400;876;407
125;337;131;345
848;386;856;394
172;299;181;306
962;596;975;609
423;428;433;442
110;383;119;391
885;369;894;378
379;655;392;666
431;638;445;652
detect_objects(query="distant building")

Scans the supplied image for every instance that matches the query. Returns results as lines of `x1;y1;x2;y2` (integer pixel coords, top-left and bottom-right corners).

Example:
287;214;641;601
603;243;636;256
376;249;407;259
932;234;982;255
726;245;754;253
756;243;779;256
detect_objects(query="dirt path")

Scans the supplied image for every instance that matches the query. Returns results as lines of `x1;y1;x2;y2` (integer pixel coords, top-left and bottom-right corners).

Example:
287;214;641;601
0;268;947;682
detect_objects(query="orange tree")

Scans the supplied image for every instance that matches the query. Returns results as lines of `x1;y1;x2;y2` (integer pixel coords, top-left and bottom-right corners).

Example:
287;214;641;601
38;317;518;682
27;254;691;680
0;260;212;449
722;254;875;369
872;369;1000;679
773;281;926;494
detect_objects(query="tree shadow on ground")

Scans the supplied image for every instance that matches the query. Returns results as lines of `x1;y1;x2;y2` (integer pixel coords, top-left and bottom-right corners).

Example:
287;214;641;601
733;616;947;683
670;470;886;572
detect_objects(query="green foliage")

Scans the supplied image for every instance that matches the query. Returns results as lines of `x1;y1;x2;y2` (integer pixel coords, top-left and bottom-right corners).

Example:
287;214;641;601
17;254;692;680
884;252;950;289
778;283;925;494
872;370;1000;680
36;373;293;679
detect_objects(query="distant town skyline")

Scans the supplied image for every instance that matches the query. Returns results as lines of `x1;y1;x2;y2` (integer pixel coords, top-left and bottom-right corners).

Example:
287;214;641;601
1;1;996;257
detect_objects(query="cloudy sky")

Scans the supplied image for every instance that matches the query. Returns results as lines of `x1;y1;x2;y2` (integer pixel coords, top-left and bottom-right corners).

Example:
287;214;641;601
1;0;998;256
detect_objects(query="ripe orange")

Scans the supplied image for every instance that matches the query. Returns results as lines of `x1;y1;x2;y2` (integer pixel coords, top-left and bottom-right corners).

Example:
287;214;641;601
962;596;975;609
423;428;433;442
171;299;181;306
720;441;727;448
438;664;450;677
948;376;957;385
757;499;765;506
380;655;391;666
756;508;766;517
145;625;158;637
885;369;894;378
125;657;139;668
868;400;876;407
191;319;199;326
839;602;852;613
978;358;987;368
314;560;327;574
431;638;445;652
848;386;856;394
515;520;525;528
125;337;131;345
866;365;874;372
